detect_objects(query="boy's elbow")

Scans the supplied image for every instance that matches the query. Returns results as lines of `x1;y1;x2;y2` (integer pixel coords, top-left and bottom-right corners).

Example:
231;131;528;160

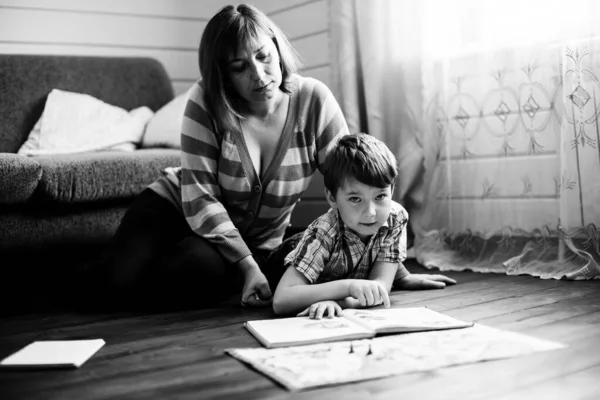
272;291;301;316
272;292;288;315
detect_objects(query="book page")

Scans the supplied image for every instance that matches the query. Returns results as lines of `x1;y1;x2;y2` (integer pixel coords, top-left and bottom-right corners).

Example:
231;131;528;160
343;307;473;333
246;316;375;348
0;339;105;369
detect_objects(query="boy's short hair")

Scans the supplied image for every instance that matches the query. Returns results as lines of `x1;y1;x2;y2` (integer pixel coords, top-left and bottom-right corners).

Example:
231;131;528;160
199;4;302;133
323;133;398;197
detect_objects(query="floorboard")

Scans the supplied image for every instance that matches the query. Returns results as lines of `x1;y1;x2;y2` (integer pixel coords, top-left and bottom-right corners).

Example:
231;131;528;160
0;264;598;400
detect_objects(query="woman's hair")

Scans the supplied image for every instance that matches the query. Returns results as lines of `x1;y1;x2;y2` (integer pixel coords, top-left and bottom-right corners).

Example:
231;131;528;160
323;133;398;198
199;4;302;133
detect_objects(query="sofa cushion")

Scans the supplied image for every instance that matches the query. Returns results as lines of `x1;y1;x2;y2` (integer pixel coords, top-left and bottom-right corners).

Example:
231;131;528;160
0;55;174;153
0;153;43;205
33;149;181;203
142;87;193;149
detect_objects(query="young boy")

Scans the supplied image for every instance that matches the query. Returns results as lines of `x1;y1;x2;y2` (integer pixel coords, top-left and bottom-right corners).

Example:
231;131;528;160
272;133;456;318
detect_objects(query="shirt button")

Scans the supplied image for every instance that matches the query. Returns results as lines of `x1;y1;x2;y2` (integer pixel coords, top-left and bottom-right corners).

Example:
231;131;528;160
254;185;261;193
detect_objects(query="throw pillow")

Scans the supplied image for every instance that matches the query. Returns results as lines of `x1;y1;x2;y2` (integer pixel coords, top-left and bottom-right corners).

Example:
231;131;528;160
18;89;154;156
141;87;193;149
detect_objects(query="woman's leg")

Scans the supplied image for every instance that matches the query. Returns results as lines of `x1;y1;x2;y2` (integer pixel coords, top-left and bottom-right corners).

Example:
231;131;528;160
81;189;190;308
141;235;243;310
262;231;304;290
137;231;306;310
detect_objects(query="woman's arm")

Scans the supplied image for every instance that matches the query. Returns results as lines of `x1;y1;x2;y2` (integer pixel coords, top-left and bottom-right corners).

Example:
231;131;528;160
180;85;272;306
180;85;252;264
301;78;350;173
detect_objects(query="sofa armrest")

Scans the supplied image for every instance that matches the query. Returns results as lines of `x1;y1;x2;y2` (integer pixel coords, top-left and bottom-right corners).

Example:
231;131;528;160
0;153;43;205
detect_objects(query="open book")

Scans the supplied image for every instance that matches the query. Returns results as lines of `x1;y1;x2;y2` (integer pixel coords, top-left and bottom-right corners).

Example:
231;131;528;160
245;307;473;348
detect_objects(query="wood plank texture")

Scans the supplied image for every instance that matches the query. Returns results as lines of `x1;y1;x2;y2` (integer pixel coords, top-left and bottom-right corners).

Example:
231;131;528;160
0;262;598;399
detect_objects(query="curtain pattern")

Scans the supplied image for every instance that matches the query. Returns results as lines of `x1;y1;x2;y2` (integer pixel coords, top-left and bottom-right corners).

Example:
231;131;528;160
330;0;600;279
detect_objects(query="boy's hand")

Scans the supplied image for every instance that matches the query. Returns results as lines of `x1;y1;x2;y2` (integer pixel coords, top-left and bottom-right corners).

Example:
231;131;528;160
394;273;457;290
297;301;343;319
348;280;391;308
241;266;272;307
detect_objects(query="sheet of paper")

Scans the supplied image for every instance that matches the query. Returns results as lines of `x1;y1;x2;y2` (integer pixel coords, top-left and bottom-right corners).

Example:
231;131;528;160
227;324;566;391
0;339;105;369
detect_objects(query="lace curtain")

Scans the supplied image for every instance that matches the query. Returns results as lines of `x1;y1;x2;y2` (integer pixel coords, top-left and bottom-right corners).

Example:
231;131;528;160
330;0;600;279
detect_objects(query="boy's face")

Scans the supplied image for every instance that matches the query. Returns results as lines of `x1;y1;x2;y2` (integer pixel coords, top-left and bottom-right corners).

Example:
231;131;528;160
326;178;393;243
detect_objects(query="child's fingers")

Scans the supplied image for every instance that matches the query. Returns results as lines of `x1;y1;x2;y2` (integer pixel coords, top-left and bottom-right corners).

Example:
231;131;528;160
352;291;366;306
371;287;382;306
364;289;375;306
359;292;368;307
326;304;336;318
379;285;391;308
297;307;310;317
313;305;322;319
435;275;457;285
315;304;327;320
425;280;446;289
335;304;344;317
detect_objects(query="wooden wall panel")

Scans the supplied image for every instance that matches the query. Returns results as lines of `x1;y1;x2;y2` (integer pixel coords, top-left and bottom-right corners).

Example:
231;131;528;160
0;0;222;18
0;8;203;49
0;0;333;228
0;0;331;110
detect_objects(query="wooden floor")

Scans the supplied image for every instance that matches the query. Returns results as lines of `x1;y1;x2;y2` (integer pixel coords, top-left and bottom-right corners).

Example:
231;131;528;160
1;262;599;400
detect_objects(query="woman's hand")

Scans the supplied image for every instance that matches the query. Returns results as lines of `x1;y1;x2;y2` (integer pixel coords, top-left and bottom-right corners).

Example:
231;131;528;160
239;257;272;307
297;301;343;319
348;280;390;308
394;273;457;290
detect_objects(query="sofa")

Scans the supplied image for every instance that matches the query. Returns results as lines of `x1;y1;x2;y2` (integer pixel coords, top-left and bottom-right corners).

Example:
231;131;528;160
0;55;182;304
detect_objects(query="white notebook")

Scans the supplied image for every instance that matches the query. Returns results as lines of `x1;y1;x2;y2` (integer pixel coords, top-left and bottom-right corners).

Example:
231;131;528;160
245;307;473;348
0;339;105;369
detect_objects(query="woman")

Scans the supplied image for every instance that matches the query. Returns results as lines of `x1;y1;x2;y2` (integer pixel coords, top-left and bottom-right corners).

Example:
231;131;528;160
84;4;350;310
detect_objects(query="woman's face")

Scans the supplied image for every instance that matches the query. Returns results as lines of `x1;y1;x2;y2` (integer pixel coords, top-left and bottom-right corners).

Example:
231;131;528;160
227;31;283;106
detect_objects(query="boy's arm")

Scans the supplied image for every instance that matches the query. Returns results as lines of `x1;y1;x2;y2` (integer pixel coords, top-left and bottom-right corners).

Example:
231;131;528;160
337;261;398;309
273;264;394;315
273;267;357;315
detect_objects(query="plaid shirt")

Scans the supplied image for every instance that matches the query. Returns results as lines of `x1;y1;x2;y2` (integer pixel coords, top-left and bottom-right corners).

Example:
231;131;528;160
284;201;409;283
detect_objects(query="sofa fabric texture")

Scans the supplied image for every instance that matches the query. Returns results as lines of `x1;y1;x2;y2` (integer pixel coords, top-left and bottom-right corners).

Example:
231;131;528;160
0;55;174;153
0;54;180;250
0;206;129;248
33;149;180;203
0;153;43;205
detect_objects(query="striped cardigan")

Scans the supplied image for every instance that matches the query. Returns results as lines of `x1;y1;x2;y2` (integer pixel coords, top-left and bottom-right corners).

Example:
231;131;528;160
149;75;349;263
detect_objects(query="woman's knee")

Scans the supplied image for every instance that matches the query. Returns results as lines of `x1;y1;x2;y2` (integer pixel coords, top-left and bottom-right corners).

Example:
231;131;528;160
157;236;236;290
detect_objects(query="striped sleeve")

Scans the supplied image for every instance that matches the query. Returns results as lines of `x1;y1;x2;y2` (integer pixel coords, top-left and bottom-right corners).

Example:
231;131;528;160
180;83;251;263
301;78;350;172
